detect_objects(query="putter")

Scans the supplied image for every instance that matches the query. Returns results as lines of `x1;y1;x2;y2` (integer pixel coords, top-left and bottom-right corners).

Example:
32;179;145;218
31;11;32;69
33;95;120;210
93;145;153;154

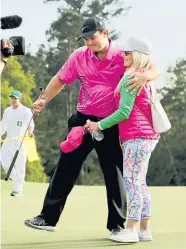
5;88;44;181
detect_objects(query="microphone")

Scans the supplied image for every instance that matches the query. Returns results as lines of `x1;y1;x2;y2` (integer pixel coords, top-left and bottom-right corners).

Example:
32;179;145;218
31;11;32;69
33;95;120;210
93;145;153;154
1;15;22;30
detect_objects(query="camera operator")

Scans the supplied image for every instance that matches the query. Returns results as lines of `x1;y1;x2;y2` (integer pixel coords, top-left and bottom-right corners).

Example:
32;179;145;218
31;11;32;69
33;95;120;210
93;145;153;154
1;15;24;75
0;39;14;75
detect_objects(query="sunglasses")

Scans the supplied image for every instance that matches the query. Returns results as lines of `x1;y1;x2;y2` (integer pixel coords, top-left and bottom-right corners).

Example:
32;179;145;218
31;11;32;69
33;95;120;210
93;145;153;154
124;51;132;56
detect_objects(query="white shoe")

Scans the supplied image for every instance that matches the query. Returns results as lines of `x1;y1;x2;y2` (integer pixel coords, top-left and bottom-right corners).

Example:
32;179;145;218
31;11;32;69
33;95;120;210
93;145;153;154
138;229;152;241
111;228;139;243
109;226;124;241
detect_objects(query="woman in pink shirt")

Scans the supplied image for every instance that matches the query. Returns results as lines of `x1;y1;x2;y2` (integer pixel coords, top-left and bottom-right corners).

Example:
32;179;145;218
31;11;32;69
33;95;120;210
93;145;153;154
86;37;160;243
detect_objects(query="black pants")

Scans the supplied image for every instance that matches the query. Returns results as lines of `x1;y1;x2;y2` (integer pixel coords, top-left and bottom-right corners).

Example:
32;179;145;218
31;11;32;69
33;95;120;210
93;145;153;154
40;112;127;231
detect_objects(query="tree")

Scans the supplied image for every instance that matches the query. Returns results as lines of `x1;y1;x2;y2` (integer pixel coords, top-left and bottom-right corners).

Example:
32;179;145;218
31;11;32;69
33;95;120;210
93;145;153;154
26;160;48;182
1;57;35;111
147;58;186;186
44;0;131;40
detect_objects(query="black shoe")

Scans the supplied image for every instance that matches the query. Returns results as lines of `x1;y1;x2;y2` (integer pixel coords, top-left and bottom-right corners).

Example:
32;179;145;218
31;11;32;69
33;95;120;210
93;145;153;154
24;216;56;231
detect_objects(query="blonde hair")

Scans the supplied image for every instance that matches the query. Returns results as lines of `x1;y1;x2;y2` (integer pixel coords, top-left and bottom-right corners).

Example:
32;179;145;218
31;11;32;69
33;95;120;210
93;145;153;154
124;51;151;77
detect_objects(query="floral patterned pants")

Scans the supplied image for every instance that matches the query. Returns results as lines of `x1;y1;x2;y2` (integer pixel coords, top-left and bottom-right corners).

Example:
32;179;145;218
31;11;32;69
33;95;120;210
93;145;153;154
122;138;158;220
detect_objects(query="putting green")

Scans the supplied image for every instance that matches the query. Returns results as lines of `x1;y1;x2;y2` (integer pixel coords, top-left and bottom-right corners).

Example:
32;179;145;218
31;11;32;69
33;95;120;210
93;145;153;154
1;181;186;249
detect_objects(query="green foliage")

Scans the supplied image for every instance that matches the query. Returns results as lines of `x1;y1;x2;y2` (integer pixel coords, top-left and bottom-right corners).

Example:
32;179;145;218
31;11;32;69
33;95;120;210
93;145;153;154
1;57;35;112
1;160;48;183
1;168;6;179
44;0;132;40
26;160;48;183
147;58;186;186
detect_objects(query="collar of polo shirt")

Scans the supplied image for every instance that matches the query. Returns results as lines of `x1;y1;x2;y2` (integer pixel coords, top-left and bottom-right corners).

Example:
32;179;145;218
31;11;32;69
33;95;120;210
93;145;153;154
90;39;116;60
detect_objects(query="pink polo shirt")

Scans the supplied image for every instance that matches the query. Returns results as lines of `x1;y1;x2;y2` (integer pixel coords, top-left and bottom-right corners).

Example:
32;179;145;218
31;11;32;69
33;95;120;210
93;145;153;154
57;41;126;117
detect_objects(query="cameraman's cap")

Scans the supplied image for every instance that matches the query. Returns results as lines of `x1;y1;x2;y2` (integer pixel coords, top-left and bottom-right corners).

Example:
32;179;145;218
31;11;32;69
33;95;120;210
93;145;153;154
77;17;105;41
10;90;22;99
124;37;152;55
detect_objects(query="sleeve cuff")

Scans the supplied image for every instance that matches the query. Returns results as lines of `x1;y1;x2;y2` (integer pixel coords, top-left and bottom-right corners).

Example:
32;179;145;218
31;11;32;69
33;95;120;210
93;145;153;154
98;121;104;130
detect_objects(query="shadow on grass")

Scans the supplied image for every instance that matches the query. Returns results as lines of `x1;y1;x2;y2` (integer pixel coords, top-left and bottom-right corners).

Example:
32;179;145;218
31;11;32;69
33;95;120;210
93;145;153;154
2;238;134;249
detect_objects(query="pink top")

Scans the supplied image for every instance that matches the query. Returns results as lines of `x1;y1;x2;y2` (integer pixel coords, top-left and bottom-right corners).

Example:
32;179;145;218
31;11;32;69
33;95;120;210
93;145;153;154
115;86;160;142
57;41;126;117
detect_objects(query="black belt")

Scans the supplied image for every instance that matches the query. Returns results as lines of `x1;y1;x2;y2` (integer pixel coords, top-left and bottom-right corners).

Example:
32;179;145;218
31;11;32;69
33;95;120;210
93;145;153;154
76;111;104;122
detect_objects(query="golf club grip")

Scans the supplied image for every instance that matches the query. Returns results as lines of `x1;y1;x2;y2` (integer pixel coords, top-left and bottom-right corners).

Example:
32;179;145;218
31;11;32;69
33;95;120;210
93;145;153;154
5;150;19;181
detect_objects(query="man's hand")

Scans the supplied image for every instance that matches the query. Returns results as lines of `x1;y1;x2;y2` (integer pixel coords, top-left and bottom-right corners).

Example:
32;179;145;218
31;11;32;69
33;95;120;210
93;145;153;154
1;39;14;58
85;121;99;132
1;39;14;51
28;132;34;138
125;65;160;95
125;71;148;95
33;99;46;115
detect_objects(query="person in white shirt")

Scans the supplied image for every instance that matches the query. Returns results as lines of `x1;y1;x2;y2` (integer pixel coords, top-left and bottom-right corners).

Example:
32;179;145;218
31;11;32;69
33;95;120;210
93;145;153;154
0;90;35;197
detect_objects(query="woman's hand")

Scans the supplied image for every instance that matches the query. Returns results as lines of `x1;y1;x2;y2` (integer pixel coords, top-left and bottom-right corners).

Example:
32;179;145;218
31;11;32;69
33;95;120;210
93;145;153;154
85;121;99;132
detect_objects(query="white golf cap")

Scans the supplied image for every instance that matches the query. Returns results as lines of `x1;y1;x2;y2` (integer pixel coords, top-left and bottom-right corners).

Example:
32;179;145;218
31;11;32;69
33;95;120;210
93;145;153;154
124;36;152;55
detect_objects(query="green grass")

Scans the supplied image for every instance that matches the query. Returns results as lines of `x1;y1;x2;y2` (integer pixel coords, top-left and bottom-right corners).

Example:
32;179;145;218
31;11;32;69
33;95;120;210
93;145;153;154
1;180;186;249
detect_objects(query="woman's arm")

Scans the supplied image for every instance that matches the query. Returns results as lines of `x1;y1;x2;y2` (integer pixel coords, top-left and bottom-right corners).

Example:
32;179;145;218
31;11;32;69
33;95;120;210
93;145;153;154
98;77;138;130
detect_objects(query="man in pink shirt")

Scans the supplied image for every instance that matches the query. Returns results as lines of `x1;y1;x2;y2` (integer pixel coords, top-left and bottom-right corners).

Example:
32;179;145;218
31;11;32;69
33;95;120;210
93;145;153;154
25;17;159;238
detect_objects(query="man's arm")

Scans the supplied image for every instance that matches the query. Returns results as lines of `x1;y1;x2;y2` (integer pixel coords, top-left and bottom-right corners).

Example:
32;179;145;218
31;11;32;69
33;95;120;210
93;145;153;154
145;64;160;81
33;49;79;115
28;125;34;136
126;64;160;94
40;75;65;103
42;48;79;102
33;76;65;115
